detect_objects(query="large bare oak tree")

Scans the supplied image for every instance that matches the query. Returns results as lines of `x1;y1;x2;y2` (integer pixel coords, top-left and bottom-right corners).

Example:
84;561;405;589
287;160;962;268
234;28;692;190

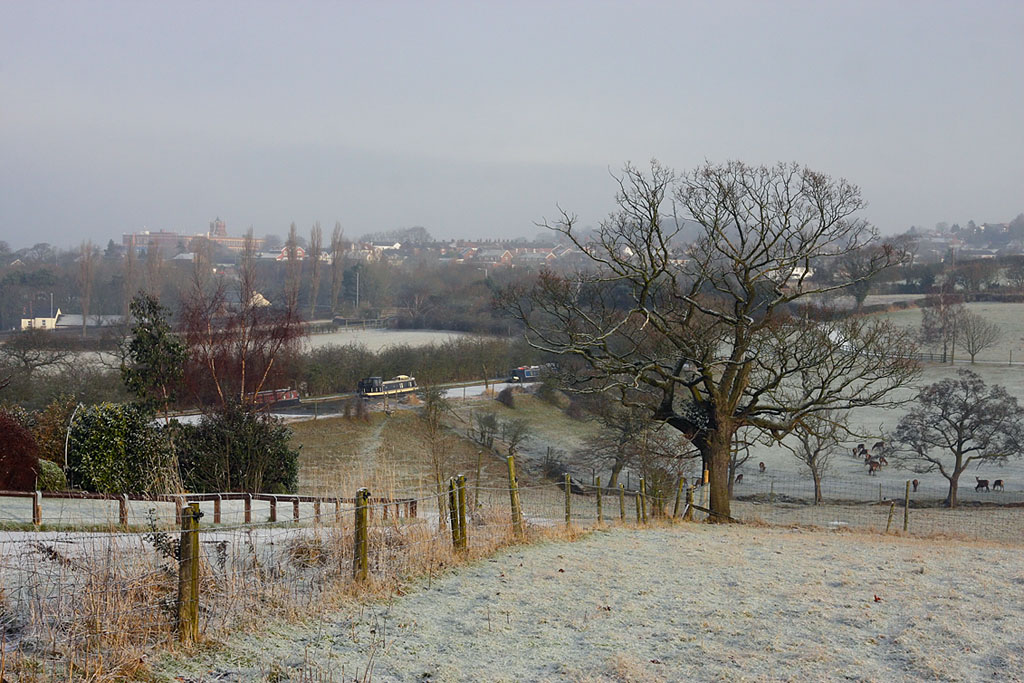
503;160;920;519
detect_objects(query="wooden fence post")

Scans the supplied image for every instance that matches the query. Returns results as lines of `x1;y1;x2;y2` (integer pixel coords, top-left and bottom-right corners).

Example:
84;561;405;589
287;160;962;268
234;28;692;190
292;497;300;523
314;499;321;525
457;474;468;550
618;484;625;523
353;488;369;581
684;487;694;521
564;473;571;527
903;480;911;533
175;496;184;526
335;498;341;524
634;489;641;523
639;478;648;524
596;476;603;524
506;456;524;538
673;478;685;519
244;494;252;524
885;501;896;533
32;491;42;527
448;478;460;549
213;495;222;525
268;496;278;523
177;502;201;643
119;494;128;528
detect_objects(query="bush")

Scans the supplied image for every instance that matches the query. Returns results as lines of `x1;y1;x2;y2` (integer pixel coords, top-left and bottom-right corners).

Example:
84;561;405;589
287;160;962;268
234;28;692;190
31;395;78;464
36;459;67;491
0;410;39;491
176;403;298;493
67;403;179;495
496;386;515;408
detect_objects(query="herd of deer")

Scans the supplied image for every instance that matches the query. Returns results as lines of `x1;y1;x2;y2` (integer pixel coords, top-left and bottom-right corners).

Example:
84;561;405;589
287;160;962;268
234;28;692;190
731;443;1009;493
854;442;888;475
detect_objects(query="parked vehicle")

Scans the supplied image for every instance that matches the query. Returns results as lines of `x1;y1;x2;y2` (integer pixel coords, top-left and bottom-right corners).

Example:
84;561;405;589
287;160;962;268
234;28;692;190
509;365;542;383
357;375;418;397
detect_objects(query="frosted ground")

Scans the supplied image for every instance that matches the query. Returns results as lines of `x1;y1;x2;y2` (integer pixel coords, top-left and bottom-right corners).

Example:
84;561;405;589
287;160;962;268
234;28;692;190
159;524;1024;682
305;328;475;352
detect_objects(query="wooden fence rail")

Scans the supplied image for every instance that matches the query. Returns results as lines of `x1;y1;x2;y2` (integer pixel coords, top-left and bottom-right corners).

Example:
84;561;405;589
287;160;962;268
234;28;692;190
0;489;417;527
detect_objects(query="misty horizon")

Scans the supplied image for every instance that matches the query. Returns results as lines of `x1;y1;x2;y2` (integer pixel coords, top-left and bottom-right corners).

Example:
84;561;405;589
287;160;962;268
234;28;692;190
2;1;1022;249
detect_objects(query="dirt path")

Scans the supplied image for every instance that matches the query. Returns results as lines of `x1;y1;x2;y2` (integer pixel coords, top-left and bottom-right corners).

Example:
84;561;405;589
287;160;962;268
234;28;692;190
159;524;1024;682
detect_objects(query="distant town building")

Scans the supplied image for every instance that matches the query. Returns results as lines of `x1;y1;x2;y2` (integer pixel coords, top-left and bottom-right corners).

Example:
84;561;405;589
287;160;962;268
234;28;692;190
20;309;61;331
122;218;265;254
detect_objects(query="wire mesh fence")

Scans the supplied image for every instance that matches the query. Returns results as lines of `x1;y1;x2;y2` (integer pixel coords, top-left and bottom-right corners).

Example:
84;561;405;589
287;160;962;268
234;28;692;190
2;464;1021;678
731;471;1024;543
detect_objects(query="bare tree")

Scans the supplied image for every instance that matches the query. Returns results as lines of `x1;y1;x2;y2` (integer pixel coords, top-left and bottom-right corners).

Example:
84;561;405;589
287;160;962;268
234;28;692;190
308;222;323;319
500;417;531;456
781;410;847;504
180;230;305;408
890;369;1024;507
1005;260;1024;291
144;244;164;294
122;244;138;318
329;222;346;314
952;259;998;295
919;292;966;363
957;310;1002;363
0;330;73;373
836;246;887;311
420;385;455;530
78;241;98;338
504;160;920;519
285;222;303;313
470;409;499;451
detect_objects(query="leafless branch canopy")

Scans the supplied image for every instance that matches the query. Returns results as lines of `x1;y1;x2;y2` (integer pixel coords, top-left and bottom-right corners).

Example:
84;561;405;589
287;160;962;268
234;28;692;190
502;160;920;517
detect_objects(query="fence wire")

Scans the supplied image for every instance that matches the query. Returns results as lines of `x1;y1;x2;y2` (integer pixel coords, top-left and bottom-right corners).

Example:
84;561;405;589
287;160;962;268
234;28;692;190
1;470;1020;678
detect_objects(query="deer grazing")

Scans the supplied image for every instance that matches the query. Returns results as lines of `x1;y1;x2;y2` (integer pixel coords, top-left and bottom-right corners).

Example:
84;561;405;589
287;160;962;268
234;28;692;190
912;479;919;493
992;479;1004;491
975;477;990;492
867;460;881;476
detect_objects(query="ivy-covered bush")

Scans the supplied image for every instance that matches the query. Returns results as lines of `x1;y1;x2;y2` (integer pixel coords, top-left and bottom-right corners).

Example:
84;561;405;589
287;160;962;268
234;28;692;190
175;403;298;494
36;459;67;491
67;403;180;495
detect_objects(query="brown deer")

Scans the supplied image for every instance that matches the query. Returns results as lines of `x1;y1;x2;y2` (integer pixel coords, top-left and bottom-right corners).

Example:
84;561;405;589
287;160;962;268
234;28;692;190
735;473;743;485
912;479;919;492
868;460;881;476
992;479;1004;491
759;462;766;474
975;477;990;492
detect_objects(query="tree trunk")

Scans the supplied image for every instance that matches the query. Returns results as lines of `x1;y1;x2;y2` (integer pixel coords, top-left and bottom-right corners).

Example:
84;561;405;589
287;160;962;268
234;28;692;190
704;429;733;521
945;476;959;508
812;471;823;505
608;459;624;490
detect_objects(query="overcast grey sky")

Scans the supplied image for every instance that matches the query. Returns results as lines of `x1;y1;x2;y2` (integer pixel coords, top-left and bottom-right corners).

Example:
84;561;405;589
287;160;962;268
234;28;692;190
2;1;1022;248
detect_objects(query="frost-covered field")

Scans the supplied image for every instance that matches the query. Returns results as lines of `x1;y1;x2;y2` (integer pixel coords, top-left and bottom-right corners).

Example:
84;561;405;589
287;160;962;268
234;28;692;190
738;361;1024;503
159;524;1024;682
304;329;477;352
873;302;1024;364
